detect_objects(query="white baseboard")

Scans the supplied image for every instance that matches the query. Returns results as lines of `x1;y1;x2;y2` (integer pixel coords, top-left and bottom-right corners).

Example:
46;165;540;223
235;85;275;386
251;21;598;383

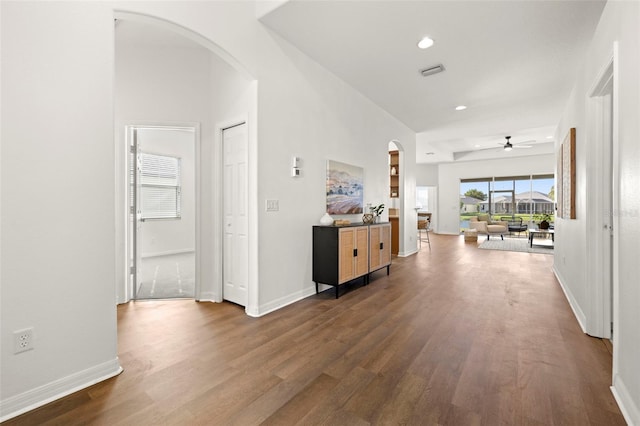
251;286;317;317
0;358;123;422
196;290;221;303
398;248;418;257
552;265;587;333
612;374;639;426
141;248;194;259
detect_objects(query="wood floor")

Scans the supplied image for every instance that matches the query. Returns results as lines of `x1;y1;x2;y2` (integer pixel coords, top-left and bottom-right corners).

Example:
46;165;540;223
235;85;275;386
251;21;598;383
5;234;625;425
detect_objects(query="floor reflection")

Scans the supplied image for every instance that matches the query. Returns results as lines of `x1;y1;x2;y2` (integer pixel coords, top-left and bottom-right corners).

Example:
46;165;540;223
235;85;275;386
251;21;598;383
138;252;195;299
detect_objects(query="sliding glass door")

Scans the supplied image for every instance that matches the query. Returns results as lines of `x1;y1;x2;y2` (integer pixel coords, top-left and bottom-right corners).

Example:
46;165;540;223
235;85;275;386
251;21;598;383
460;174;555;233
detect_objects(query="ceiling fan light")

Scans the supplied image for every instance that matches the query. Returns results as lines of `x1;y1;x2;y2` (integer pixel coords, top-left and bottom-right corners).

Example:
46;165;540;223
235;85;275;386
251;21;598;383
504;143;513;151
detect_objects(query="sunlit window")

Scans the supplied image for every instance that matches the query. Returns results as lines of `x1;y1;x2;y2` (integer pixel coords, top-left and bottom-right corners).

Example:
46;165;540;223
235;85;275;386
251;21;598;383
459;175;554;232
140;153;181;220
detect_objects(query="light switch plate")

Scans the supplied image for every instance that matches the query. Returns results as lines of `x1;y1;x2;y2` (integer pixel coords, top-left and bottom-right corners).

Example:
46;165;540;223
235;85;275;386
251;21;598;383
266;199;279;212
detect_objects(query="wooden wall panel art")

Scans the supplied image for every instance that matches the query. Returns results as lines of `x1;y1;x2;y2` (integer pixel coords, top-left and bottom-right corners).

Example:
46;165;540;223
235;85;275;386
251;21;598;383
560;128;576;219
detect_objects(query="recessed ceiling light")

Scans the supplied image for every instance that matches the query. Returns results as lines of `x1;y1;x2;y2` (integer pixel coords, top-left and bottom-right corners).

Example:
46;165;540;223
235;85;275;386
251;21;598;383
474;144;481;148
546;135;553;139
418;37;434;49
455;105;467;111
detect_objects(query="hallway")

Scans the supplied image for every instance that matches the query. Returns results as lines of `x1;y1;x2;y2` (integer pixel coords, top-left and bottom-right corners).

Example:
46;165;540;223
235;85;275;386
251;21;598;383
6;233;624;425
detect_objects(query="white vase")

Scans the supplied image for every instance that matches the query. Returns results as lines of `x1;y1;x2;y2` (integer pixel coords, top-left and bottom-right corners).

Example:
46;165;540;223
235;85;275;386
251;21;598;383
320;212;334;226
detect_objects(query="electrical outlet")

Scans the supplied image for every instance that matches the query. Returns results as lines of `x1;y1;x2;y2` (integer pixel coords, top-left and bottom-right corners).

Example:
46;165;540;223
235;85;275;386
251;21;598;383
14;328;34;354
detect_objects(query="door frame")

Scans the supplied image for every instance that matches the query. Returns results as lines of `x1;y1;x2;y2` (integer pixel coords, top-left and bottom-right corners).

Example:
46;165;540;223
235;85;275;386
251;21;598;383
586;43;619;352
122;122;201;302
221;121;248;306
214;116;259;316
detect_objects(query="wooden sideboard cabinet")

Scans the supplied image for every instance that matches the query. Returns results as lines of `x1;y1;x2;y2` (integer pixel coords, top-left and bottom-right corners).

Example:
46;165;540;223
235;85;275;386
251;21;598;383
313;223;391;298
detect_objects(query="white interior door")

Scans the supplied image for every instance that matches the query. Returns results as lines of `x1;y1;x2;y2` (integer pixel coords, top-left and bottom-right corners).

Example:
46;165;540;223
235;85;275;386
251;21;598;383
223;123;248;306
128;128;143;298
134;134;143;297
602;89;614;340
588;56;616;339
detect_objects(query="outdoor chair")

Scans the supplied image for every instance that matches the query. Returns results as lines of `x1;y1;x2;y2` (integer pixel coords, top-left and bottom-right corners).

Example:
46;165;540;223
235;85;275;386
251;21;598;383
501;216;528;237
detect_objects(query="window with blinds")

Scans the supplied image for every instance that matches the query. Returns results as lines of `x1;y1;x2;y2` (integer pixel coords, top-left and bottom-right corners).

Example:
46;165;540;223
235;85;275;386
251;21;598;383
140;153;181;220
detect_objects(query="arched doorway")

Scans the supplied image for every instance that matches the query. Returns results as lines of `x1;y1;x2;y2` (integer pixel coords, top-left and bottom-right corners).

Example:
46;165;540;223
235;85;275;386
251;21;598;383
114;12;259;314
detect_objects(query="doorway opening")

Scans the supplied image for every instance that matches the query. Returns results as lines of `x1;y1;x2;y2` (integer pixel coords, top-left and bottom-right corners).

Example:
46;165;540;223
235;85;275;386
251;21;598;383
388;140;403;255
587;46;618;342
128;125;197;300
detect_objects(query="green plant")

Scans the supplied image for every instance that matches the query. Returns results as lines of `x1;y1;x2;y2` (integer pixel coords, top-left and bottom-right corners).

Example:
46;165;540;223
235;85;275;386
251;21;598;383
536;213;552;223
370;204;385;216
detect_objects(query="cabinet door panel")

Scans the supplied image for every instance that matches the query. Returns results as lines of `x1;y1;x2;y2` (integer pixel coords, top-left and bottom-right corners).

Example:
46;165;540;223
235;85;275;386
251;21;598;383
380;224;391;266
369;226;381;270
355;227;369;277
339;228;355;283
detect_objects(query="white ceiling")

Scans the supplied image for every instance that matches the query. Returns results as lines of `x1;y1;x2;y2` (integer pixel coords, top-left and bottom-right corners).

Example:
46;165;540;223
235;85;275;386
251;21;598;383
259;0;606;163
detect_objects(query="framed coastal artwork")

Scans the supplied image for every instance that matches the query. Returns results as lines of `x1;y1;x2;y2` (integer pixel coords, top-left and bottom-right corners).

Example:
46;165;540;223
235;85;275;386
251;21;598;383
326;160;363;214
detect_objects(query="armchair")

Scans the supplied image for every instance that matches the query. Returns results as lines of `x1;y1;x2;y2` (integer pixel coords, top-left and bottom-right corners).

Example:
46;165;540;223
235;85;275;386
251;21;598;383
469;214;508;240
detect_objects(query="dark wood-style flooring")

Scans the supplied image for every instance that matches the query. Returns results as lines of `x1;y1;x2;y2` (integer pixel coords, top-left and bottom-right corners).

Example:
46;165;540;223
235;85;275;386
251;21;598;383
4;234;625;425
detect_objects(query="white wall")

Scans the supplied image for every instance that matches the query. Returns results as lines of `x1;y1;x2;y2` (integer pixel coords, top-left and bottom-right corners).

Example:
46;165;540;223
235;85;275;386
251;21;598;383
254;28;416;306
555;1;640;423
0;1;416;417
437;155;555;234
415;163;438;186
0;2;121;419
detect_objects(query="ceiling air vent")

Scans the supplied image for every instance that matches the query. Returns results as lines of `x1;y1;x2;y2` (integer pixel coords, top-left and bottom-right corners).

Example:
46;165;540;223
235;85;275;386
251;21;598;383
420;64;445;77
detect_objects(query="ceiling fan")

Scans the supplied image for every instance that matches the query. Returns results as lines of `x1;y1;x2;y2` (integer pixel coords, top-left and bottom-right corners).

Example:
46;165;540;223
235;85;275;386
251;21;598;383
499;136;533;151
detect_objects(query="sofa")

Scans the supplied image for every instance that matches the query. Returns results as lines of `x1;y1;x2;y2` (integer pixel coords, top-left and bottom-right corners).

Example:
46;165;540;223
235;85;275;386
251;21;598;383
469;214;508;240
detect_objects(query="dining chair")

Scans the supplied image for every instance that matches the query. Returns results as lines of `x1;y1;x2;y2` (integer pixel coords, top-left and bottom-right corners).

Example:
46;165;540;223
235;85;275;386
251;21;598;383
417;213;431;250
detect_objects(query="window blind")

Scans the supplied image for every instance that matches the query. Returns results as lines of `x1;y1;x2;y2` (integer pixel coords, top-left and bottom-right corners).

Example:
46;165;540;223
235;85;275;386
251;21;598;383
140;153;181;219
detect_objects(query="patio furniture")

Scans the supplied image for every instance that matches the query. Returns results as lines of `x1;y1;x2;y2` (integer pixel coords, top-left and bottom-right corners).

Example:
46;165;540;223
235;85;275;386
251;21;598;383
469;214;508;240
529;228;554;248
501;216;528;236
